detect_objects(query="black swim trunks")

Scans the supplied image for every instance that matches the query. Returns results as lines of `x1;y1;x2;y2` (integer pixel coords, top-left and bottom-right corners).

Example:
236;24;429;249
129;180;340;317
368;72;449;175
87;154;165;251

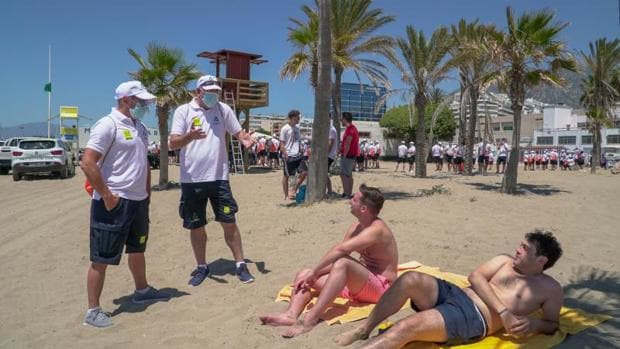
411;278;487;345
179;181;238;228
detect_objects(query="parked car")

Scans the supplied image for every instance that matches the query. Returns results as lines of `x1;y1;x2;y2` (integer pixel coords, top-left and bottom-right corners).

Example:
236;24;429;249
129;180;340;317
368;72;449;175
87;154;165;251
0;137;32;174
11;138;76;181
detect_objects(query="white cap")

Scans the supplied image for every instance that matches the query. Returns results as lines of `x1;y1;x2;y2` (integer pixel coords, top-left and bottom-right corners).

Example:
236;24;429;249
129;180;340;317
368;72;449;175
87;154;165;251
197;75;221;91
114;81;156;100
401;141;405;144
410;141;414;145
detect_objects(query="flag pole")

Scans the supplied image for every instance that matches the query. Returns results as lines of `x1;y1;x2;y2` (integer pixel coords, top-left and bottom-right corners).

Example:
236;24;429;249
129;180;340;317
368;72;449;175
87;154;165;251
47;45;51;138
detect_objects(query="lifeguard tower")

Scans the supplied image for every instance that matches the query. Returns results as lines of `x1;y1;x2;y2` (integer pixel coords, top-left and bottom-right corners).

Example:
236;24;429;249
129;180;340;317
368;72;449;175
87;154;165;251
197;49;269;172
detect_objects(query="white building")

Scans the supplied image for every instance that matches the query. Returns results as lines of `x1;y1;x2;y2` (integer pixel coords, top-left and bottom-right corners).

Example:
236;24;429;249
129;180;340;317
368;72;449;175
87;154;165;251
532;105;620;153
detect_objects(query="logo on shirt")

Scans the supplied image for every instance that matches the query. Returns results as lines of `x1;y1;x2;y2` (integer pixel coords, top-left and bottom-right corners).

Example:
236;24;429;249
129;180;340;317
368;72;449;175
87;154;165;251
192;117;202;128
213;116;220;125
122;129;133;140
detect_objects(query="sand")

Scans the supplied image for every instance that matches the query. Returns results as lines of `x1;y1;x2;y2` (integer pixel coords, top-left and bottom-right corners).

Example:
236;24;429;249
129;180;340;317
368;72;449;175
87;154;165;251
0;164;618;348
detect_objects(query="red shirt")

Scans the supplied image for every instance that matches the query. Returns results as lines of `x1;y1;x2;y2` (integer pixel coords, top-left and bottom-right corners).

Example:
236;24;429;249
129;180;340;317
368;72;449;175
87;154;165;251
340;123;359;158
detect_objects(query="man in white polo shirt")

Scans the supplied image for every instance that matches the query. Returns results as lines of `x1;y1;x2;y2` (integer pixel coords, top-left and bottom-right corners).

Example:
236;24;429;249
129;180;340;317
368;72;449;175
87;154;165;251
280;109;308;200
81;81;171;328
170;75;255;286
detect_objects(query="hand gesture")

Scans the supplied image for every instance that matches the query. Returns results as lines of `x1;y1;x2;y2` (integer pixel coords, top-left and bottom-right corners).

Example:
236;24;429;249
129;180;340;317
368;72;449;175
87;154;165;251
500;310;534;337
189;125;206;141
294;270;316;293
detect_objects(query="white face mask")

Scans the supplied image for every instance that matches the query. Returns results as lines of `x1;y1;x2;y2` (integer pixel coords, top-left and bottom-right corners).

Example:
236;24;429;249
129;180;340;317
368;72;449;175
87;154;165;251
130;104;149;120
201;92;219;108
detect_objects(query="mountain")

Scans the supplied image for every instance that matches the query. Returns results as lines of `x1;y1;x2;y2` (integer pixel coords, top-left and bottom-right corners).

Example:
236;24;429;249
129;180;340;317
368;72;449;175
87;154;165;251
0;122;60;139
490;70;584;108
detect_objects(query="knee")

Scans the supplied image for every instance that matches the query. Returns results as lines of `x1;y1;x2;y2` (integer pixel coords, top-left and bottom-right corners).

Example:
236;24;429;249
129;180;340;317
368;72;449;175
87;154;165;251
294;268;313;282
397;271;423;288
332;257;352;272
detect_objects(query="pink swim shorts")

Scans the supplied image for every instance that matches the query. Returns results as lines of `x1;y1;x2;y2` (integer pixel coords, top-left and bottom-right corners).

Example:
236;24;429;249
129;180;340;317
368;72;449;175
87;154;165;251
340;272;391;303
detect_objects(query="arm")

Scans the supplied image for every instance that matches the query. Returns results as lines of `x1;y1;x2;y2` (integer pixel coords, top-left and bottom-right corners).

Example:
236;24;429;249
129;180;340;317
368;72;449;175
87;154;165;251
233;129;254;148
468;254;512;314
279;131;288;161
80;149;118;211
146;159;151;197
512;282;562;336
295;224;381;291
342;136;352;156
169;128;206;150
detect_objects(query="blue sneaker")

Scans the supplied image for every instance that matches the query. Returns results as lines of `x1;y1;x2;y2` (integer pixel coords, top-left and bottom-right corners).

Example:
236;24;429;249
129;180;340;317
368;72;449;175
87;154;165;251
132;286;171;304
188;265;210;286
236;263;255;284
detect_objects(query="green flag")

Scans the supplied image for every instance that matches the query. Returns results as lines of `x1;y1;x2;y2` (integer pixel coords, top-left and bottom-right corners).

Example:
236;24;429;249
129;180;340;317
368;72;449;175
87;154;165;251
44;82;52;92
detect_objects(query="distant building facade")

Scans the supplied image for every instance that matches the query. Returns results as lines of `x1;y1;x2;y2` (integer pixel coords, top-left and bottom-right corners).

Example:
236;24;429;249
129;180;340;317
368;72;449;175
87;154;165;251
332;82;387;122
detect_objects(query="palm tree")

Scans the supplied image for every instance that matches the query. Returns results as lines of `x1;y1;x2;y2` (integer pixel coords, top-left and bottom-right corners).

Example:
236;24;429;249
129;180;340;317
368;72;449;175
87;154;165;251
579;38;620;174
307;0;332;203
495;7;576;194
281;0;395;137
450;20;499;175
389;25;453;178
128;42;200;188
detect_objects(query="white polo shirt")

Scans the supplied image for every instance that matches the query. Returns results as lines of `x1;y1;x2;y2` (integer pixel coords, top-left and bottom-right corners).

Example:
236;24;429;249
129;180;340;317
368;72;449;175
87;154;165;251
280;123;302;157
398;144;407;157
328;125;338;159
86;108;149;201
171;99;242;183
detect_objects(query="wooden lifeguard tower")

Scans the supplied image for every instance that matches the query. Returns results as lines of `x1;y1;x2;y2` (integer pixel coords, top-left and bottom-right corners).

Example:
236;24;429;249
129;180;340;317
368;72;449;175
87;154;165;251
197;49;269;129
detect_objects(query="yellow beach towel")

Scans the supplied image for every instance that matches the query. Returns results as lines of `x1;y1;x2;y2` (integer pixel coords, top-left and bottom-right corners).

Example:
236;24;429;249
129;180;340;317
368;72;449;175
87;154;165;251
275;261;611;348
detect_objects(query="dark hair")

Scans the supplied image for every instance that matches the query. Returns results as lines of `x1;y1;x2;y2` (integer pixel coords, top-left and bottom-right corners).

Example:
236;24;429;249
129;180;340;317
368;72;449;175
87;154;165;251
341;112;353;122
288;109;301;119
359;184;384;213
525;229;562;270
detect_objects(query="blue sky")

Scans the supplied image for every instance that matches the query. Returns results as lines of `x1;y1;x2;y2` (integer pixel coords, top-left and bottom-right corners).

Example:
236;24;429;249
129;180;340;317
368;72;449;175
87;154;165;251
0;0;618;128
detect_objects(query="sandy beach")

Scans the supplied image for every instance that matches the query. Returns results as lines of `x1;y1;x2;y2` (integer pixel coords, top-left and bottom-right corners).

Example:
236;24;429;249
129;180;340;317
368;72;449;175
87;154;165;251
0;164;618;348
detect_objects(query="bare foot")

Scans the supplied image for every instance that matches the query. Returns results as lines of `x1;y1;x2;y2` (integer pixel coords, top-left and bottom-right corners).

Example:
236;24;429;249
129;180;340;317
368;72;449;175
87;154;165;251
259;313;296;327
281;320;318;338
333;326;369;346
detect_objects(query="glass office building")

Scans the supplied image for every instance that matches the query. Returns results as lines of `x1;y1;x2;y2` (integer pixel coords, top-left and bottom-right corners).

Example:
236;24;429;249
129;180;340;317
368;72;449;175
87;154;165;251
333;82;387;122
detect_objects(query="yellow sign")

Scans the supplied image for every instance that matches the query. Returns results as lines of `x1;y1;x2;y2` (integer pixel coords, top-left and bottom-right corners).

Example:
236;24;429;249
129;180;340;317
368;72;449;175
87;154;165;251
60;106;79;119
61;127;78;135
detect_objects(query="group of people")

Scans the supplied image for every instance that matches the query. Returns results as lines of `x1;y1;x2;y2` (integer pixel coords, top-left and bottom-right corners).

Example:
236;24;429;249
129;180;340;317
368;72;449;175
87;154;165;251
426;139;511;175
523;148;587;171
81;77;567;349
358;139;384;171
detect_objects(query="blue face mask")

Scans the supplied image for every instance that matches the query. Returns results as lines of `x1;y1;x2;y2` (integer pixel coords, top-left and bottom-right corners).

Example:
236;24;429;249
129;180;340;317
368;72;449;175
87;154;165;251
202;92;219;108
130;104;149;120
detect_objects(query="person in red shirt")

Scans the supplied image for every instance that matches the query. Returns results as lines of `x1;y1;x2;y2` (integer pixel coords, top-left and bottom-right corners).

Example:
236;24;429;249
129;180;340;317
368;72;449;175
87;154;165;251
339;112;359;198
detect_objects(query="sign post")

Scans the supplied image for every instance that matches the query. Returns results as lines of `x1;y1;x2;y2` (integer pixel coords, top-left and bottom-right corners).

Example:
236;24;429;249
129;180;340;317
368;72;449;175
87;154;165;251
60;106;79;150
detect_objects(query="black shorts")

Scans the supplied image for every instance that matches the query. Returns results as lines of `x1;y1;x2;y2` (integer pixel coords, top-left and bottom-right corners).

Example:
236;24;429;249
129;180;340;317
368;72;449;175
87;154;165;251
477;155;487;164
407;156;415;164
454;157;463;165
90;197;149;265
328;157;334;168
434;156;442;164
497;156;507;164
576;158;584;165
411;278;487;345
356;155;365;163
284;156;308;177
269;152;279;160
445;155;453;163
397;156;406;163
179;181;238;229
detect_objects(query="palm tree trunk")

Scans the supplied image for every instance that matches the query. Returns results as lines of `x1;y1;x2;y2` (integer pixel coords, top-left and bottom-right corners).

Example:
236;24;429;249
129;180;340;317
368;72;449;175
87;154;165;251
415;91;427;178
307;0;331;203
157;106;170;187
458;74;467;146
591;123;601;174
464;88;479;175
333;67;343;140
501;76;523;194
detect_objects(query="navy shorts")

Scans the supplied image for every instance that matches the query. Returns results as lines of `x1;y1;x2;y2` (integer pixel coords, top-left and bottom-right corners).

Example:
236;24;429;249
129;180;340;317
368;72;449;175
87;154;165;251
284;155;307;177
408;156;415;164
411;278;487;345
497;156;507;164
179;181;238;229
90;197;149;265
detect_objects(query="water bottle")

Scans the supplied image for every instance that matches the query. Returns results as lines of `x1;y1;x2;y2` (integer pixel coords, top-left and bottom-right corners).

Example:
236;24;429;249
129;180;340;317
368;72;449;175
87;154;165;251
295;184;307;204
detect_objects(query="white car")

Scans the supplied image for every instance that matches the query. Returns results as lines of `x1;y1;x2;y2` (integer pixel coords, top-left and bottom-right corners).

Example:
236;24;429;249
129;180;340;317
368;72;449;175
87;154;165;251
0;137;32;174
11;138;76;181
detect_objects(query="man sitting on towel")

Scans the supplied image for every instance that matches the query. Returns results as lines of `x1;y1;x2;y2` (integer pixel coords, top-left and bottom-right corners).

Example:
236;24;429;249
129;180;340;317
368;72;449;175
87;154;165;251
334;229;563;348
260;184;398;338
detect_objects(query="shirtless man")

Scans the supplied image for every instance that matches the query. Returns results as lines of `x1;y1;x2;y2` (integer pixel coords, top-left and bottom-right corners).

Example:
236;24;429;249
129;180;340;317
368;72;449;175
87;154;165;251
335;229;563;348
260;184;399;338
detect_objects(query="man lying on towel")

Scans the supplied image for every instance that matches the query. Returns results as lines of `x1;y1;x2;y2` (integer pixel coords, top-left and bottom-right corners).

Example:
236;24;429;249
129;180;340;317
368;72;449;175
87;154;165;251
335;229;563;348
260;184;398;338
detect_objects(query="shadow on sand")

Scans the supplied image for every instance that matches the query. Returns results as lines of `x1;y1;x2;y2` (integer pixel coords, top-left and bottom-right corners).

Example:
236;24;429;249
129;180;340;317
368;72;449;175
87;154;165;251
110;287;189;316
561;266;620;348
463;182;571;196
203;258;271;284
